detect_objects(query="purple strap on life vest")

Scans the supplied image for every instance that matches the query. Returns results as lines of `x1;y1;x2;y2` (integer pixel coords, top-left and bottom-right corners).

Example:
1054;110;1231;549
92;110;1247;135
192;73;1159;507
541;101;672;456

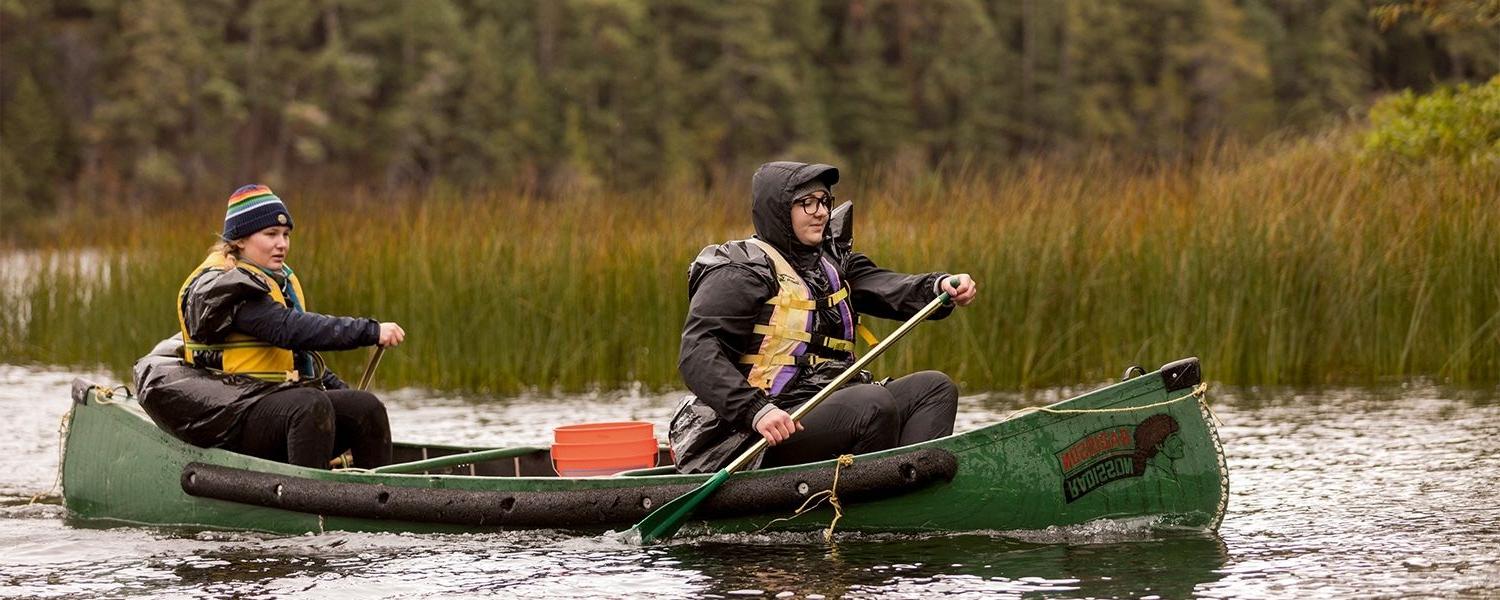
769;342;807;396
821;257;855;343
769;258;852;396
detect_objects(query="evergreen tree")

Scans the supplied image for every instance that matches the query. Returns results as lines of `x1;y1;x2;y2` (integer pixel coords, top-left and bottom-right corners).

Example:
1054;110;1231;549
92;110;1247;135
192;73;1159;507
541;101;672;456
93;0;215;192
337;0;466;186
1182;0;1273;142
553;0;664;191
767;0;836;161
451;16;519;186
662;0;815;176
279;1;383;182
828;0;916;165
2;0;1496;211
0;72;68;218
1068;0;1270;154
643;22;695;189
904;0;1017;160
1372;2;1500;87
1067;1;1155;148
988;0;1073;152
0;0;77;217
1244;0;1374;129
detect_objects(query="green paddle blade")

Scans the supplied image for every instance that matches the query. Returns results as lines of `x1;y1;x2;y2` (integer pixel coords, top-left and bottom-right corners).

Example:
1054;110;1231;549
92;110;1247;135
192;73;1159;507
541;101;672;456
626;468;731;544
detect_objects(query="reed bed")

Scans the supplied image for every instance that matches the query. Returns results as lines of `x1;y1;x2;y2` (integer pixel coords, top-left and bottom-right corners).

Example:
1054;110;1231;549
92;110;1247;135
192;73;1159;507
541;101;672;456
2;139;1496;392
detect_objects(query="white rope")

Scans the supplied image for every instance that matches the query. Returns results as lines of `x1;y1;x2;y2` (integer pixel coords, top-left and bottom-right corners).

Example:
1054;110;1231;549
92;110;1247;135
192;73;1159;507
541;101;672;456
1004;382;1209;421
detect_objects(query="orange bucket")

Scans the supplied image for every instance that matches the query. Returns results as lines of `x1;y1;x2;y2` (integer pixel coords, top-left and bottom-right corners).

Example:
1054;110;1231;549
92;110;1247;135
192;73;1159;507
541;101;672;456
552;421;658;477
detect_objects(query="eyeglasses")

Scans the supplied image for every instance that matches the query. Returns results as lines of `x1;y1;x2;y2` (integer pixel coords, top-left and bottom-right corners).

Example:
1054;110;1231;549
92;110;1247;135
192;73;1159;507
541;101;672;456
793;191;834;215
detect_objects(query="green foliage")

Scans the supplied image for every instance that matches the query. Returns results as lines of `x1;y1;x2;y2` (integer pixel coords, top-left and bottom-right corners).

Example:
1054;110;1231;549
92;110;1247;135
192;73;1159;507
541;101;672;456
0;10;77;220
93;0;212;189
1372;0;1500;32
2;0;1496;211
1362;76;1500;165
0;72;66;219
827;5;914;163
1069;0;1273;155
1243;0;1377;128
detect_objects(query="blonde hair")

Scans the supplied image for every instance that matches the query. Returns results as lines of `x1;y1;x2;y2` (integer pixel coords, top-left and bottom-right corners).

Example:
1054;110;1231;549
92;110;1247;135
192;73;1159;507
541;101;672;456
210;238;242;257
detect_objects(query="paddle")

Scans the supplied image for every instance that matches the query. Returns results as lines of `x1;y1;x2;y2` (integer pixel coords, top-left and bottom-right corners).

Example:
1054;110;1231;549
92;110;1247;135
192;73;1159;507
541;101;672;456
357;346;386;392
626;276;962;545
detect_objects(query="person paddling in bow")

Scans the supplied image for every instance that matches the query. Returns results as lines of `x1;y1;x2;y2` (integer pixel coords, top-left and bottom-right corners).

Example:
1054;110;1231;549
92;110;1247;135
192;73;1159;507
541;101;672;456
133;185;405;469
670;161;978;473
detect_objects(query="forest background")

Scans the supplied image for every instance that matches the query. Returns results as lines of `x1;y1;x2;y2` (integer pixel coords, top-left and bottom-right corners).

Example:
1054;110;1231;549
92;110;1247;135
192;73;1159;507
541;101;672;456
1;0;1497;392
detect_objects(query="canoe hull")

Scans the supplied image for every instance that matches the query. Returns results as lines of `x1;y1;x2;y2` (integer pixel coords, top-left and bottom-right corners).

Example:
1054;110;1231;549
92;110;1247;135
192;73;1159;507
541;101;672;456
60;358;1226;535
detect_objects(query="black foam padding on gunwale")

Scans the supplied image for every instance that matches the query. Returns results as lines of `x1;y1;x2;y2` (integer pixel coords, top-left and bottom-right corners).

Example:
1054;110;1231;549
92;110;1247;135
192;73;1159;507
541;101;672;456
1160;357;1201;392
72;378;102;404
696;446;957;519
180;448;957;528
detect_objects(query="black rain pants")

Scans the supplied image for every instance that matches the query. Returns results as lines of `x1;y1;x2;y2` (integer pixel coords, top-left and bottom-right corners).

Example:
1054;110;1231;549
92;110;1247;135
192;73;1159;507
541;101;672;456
227;387;393;469
762;370;958;468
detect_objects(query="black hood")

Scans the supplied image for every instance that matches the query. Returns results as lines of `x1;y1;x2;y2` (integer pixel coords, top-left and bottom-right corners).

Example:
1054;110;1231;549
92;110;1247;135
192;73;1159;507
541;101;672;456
750;161;839;261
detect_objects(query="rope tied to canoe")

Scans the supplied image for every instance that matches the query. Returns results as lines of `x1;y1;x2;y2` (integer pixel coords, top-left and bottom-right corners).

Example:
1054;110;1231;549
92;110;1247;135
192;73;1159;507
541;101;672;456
90;384;132;405
760;453;855;543
329;450;355;469
34;384;134;506
33;408;71;506
1004;382;1212;423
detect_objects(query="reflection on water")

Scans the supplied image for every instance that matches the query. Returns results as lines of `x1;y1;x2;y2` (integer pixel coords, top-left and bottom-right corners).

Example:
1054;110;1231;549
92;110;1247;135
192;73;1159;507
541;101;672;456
1;364;1497;598
0;250;109;335
654;528;1229;598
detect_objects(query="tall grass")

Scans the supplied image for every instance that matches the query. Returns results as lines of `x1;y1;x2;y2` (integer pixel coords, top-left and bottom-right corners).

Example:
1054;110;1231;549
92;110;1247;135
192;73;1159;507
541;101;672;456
2;135;1496;392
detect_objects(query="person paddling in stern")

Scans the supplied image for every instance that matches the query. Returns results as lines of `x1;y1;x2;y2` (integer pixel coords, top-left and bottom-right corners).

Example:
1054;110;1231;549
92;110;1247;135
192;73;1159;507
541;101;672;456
133;185;405;469
670;161;978;473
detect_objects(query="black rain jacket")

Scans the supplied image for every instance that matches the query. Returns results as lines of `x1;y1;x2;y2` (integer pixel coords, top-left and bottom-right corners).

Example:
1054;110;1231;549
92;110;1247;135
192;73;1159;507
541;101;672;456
671;161;953;473
133;262;379;448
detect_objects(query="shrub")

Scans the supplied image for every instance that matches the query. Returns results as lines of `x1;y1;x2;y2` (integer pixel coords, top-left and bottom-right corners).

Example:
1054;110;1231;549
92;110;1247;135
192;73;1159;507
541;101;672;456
1362;76;1500;166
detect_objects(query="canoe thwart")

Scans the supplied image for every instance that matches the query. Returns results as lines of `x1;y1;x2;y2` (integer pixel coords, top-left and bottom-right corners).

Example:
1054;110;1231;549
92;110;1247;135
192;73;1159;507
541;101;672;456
371;446;549;475
613;466;680;477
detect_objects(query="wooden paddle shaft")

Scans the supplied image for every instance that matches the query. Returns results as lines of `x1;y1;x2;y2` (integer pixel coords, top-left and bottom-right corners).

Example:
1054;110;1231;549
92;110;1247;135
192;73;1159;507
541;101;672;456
357;346;386;391
722;277;959;474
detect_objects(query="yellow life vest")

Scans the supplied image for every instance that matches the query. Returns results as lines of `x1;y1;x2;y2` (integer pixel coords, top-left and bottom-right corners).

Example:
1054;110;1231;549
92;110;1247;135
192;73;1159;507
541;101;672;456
175;251;308;382
739;238;860;394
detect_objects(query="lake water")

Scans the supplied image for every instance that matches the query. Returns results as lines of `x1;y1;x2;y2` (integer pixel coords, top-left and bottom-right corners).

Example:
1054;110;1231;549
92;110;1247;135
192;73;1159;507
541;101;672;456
1;363;1497;599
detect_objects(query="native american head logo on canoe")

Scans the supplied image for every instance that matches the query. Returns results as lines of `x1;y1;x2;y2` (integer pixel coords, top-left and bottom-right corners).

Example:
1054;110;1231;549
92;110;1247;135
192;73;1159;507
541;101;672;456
1056;413;1183;503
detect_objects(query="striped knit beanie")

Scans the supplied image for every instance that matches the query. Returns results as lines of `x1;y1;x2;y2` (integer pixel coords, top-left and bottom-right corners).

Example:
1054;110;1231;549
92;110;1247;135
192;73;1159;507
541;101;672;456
222;184;293;241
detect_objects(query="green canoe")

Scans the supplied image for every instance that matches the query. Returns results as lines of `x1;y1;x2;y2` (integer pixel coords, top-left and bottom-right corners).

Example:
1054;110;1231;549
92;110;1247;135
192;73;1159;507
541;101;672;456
60;357;1226;536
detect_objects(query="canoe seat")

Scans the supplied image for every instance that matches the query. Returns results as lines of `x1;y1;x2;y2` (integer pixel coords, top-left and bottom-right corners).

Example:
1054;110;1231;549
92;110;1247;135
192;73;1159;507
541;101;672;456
613;465;679;477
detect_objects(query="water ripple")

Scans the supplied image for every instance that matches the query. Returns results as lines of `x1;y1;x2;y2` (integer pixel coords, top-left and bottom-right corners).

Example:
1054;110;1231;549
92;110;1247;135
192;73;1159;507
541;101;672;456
2;365;1497;598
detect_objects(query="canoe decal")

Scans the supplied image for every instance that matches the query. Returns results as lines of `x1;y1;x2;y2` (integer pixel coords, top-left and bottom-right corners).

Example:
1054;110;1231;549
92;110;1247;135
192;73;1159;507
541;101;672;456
1056;413;1182;502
